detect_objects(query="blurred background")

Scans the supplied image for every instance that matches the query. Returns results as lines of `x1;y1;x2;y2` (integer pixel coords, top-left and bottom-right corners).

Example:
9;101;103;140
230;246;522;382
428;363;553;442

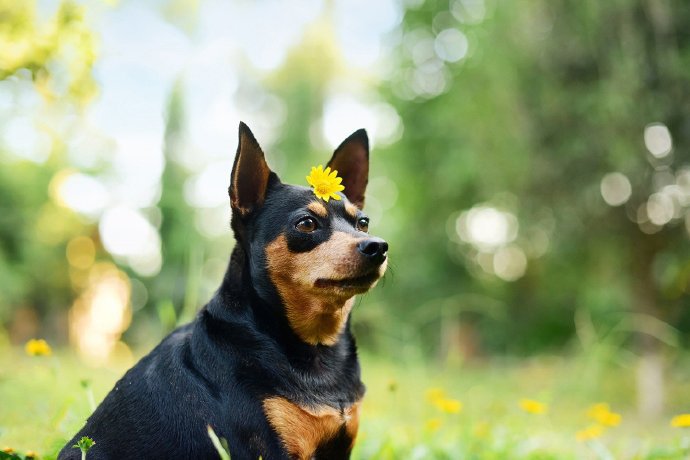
2;0;690;454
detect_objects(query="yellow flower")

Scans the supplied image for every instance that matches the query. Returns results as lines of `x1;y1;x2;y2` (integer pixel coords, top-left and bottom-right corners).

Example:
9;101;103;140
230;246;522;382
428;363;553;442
425;418;442;432
2;447;14;453
425;387;462;414
519;398;547;414
25;451;38;459
671;414;690;428
586;403;609;418
25;338;52;356
597;411;621;427
306;165;345;202
433;398;463;414
587;403;621;427
576;424;605;442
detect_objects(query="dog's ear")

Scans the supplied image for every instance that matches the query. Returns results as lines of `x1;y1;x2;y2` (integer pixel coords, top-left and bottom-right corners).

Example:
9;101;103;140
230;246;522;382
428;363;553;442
230;122;272;216
326;129;369;209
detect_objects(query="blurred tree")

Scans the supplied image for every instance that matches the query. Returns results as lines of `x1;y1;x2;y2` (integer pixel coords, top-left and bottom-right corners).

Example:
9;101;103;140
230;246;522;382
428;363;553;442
381;0;690;415
152;82;205;329
0;0;97;104
0;0;98;341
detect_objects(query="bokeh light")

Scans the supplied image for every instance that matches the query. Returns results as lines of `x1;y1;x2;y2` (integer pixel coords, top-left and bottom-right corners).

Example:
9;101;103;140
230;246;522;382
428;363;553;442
99;206;162;277
600;172;632;206
69;263;132;363
644;123;672;159
456;206;518;251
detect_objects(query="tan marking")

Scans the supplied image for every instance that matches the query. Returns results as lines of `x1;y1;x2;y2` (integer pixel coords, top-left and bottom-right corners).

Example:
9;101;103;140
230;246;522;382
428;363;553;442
345;203;358;219
307;201;328;218
266;233;386;345
263;397;361;459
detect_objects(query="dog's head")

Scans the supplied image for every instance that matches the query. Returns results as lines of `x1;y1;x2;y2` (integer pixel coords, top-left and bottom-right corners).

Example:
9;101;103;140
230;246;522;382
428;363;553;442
229;122;388;346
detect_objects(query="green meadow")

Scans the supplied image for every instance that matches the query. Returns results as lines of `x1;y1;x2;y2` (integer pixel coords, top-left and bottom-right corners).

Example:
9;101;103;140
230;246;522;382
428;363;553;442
2;344;689;459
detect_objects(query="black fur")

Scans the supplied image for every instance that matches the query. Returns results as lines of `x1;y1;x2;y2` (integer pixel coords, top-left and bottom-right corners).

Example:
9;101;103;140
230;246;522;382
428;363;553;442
58;123;383;460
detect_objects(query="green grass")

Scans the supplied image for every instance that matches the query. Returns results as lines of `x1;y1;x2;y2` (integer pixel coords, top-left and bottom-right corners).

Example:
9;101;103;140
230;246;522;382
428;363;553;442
1;345;689;459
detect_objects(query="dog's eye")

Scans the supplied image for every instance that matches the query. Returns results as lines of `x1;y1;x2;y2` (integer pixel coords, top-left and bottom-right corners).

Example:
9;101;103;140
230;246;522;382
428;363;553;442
296;216;318;233
356;217;369;233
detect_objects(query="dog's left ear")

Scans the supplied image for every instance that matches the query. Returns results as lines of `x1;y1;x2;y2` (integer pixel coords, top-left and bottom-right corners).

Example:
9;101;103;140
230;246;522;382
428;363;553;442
230;122;273;216
326;129;369;209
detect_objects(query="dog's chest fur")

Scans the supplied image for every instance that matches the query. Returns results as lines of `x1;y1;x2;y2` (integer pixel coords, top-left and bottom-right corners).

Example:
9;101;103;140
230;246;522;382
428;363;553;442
263;396;361;460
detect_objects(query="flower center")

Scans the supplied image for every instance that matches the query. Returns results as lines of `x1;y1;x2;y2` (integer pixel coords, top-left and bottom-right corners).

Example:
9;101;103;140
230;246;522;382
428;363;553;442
315;182;330;195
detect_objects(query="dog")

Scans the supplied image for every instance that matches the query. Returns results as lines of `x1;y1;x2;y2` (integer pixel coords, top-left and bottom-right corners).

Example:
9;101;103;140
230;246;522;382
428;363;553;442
58;122;388;460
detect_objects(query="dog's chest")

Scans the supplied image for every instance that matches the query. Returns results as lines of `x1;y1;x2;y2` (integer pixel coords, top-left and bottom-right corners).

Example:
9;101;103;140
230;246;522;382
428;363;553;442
263;396;361;459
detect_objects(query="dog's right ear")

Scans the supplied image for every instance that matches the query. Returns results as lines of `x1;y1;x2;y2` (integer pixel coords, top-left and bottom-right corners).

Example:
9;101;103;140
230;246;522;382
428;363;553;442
229;122;272;216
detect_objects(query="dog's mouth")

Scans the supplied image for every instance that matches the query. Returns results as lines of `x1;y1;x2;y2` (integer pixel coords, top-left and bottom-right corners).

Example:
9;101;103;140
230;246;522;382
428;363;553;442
314;270;381;292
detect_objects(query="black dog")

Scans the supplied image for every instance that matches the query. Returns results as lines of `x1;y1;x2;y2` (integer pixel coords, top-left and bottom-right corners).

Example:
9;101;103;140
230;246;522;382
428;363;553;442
59;123;388;459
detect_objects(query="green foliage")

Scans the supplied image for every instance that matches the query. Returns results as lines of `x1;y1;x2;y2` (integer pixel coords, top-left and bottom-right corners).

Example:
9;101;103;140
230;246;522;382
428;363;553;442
0;0;98;326
361;0;690;357
0;0;98;104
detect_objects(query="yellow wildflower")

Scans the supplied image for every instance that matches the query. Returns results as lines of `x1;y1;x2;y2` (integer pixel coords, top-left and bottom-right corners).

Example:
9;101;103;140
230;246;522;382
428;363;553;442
306;165;345;202
425;387;462;414
433;398;463;414
2;447;14;453
519;398;547;415
25;338;52;356
671;414;690;428
587;403;610;418
576;424;605;442
597;411;621;427
587;403;621;427
25;451;38;458
425;418;442;432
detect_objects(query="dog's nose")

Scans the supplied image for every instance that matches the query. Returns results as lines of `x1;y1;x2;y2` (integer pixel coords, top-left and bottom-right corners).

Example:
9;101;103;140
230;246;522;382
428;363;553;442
357;238;388;265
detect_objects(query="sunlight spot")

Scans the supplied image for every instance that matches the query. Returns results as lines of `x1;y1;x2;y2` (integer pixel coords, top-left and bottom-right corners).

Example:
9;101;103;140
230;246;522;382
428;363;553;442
644;123;672;158
53;171;109;218
456;206;518;251
322;95;402;148
434;28;469;63
69;263;132;364
99;206;162;276
646;192;674;226
600;172;631;206
493;246;527;281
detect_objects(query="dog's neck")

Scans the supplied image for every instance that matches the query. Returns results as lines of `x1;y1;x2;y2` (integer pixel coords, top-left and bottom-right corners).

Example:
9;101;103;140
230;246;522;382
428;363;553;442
276;292;355;346
220;245;354;348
